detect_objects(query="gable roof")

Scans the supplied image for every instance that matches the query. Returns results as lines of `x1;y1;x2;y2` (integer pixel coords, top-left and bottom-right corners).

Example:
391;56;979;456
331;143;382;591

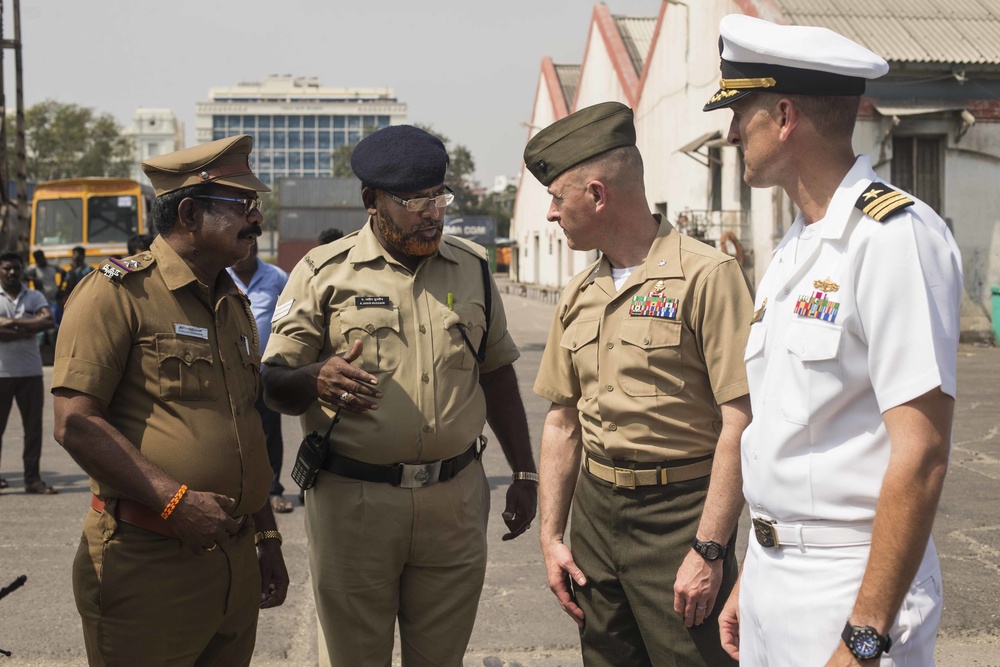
763;0;1000;65
613;15;658;76
554;65;582;111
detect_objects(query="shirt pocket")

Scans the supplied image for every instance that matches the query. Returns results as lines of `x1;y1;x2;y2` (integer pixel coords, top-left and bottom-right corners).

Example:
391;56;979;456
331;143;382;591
744;323;768;391
155;334;217;402
560;318;601;398
618;318;684;397
338;307;402;374
443;303;487;370
781;320;843;425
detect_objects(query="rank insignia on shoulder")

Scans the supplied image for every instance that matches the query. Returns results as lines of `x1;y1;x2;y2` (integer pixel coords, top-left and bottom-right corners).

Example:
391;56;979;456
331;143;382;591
630;293;678;319
100;263;124;282
856;182;914;222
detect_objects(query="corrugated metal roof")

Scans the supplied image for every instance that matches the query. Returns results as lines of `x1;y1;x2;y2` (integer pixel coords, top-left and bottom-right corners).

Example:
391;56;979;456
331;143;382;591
278;177;364;208
772;0;1000;64
613;16;658;76
553;64;581;109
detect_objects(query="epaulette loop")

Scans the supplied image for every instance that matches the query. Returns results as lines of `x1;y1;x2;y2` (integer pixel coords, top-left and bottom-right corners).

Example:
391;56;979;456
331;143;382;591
855;182;914;223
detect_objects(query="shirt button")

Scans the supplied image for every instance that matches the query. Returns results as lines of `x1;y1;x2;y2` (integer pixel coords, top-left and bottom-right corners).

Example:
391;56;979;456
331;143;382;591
226;362;231;369
643;338;650;345
606;385;613;392
421;373;429;383
419;325;427;334
784;288;791;295
365;324;375;334
467;322;473;328
422;425;432;433
609;423;617;431
607;342;614;349
183;353;192;362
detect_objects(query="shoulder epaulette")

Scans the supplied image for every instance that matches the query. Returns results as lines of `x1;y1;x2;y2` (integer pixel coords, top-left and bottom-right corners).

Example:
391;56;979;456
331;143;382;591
443;235;488;261
855;182;914;223
302;232;359;275
99;253;155;284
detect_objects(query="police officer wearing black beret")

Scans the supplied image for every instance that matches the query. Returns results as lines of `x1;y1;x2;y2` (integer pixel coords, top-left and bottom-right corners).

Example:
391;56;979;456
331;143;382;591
262;125;538;666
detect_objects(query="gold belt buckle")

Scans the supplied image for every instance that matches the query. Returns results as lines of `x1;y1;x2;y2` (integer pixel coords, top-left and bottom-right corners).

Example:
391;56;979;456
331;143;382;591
613;468;636;490
752;517;778;548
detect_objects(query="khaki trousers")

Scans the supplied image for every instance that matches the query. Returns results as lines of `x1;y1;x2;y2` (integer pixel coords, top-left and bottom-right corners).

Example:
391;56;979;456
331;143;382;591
308;459;489;667
73;504;260;667
571;469;738;667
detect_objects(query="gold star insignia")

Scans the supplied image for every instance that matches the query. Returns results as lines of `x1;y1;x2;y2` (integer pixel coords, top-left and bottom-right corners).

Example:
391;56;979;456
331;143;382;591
862;188;883;201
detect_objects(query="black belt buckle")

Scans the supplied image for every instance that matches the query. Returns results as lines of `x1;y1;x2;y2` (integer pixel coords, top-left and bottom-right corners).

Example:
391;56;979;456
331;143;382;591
752;517;778;548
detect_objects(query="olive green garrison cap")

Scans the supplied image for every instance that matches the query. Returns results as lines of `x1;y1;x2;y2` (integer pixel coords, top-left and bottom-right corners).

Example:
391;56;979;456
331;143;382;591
523;101;636;186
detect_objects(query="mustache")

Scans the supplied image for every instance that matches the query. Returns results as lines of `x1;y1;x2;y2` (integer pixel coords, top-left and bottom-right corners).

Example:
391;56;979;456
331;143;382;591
238;226;262;239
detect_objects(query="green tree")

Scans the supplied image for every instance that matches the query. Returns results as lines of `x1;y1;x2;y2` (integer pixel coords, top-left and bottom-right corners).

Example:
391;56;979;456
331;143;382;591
330;143;355;179
11;100;134;182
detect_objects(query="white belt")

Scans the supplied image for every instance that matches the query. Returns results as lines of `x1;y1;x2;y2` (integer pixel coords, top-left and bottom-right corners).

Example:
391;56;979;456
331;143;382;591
751;514;873;548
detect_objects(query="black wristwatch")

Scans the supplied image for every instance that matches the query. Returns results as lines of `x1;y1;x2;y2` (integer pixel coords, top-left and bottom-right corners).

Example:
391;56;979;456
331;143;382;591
691;538;729;561
842;621;892;661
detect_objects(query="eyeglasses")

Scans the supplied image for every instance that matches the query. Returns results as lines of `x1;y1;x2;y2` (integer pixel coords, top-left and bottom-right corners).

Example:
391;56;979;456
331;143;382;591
383;187;455;212
194;195;262;215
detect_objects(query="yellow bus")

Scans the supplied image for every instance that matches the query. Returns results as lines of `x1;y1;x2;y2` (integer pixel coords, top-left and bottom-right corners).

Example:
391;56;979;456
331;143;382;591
30;177;155;266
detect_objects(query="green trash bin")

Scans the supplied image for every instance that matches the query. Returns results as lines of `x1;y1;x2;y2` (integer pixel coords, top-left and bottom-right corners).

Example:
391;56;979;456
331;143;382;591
992;286;1000;346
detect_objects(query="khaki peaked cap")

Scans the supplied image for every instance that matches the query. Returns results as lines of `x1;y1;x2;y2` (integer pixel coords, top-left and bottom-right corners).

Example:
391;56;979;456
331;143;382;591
141;134;270;197
523;102;636;187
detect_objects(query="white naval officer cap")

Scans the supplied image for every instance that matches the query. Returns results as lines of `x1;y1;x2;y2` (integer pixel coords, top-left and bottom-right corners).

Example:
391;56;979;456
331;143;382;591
703;14;890;111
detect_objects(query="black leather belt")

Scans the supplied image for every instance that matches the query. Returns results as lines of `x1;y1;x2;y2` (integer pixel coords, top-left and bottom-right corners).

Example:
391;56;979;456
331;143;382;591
320;438;485;488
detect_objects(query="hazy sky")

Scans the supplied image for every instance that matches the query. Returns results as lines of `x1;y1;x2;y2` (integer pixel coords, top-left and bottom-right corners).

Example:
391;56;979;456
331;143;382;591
9;0;663;185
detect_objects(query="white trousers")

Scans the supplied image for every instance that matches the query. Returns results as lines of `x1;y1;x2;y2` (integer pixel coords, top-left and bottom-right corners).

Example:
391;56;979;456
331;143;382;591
739;533;942;666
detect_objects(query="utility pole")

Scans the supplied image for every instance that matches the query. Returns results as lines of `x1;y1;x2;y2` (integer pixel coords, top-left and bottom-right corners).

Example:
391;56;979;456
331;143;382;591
0;0;26;253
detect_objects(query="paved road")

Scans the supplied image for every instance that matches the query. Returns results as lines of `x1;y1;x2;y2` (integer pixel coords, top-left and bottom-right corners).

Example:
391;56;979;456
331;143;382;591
0;287;998;666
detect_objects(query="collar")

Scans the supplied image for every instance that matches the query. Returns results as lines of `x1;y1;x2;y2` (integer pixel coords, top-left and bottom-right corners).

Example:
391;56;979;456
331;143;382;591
580;214;681;290
348;218;457;268
152;235;241;299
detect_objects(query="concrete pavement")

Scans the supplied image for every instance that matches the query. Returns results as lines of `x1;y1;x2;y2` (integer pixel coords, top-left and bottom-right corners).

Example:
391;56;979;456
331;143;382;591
0;286;998;665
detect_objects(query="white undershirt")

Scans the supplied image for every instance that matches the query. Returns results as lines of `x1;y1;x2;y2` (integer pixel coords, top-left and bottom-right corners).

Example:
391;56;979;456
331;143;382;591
611;265;638;292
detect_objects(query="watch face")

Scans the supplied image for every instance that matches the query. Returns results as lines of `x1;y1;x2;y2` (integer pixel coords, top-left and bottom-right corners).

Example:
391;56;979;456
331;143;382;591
851;629;880;659
703;543;721;559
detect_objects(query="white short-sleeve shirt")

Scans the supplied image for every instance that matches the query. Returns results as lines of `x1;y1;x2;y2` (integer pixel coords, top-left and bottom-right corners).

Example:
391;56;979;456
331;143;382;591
742;155;962;523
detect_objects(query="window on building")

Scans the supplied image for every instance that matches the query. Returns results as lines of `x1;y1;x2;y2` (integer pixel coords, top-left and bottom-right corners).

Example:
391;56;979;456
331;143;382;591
319;116;331;129
244;116;256;129
319;153;331;171
303;116;316;129
212;116;226;129
333;116;345;129
378;115;390;128
709;147;722;211
738;152;751;211
288;116;301;129
304;131;316;149
348;116;361;129
258;133;271;149
146;143;160;158
289;131;301;149
304;153;316;171
259;116;271;129
273;116;286;129
891;135;944;214
290;153;301;169
318;131;331;150
213;130;226;141
273;132;286;149
273;155;286;170
227;115;241;131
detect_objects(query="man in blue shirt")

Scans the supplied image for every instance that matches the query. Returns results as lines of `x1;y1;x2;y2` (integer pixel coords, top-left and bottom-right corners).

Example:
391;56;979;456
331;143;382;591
228;243;292;512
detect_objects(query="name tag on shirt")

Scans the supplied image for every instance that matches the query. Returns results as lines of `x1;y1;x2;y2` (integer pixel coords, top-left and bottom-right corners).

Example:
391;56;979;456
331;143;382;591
174;323;209;340
356;296;391;308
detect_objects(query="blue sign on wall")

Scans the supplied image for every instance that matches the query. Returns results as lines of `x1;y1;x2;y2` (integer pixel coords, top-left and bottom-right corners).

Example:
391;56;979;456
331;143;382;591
443;215;496;246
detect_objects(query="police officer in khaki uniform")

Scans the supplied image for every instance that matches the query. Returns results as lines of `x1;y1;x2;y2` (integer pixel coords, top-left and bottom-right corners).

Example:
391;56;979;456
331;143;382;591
262;125;537;667
527;102;753;666
52;135;289;666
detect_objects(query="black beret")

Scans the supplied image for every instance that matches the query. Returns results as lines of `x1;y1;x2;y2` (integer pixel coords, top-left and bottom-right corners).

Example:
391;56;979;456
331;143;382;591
523;102;636;187
351;125;449;192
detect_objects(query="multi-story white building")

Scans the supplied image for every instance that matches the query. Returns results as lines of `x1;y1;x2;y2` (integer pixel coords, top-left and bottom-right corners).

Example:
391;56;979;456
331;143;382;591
125;108;184;187
195;75;407;187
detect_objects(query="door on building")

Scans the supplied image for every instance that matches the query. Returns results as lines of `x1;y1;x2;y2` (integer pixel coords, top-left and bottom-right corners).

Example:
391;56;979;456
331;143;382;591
891;135;944;215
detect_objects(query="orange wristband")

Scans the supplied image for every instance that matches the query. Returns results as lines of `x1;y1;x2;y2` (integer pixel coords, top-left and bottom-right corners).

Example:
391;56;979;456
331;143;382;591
161;484;188;520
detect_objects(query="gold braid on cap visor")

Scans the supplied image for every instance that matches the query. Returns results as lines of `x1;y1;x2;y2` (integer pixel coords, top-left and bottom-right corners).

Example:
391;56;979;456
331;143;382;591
720;77;777;90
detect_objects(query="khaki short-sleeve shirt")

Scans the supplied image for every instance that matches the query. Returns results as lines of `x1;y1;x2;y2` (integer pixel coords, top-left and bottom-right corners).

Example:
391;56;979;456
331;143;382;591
534;218;753;462
52;236;272;515
263;220;519;465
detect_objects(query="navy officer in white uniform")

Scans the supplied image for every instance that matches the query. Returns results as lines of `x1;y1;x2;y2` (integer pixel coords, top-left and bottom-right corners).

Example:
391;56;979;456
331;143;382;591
704;14;962;666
